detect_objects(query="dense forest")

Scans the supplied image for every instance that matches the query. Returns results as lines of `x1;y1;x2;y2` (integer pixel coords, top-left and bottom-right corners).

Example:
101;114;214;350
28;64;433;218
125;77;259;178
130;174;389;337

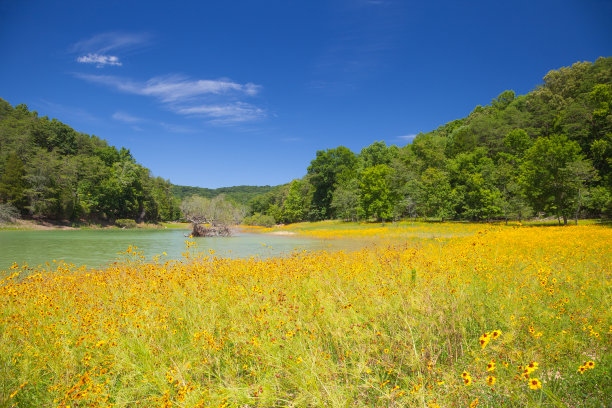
0;99;181;223
1;58;610;226
248;58;612;225
171;184;278;206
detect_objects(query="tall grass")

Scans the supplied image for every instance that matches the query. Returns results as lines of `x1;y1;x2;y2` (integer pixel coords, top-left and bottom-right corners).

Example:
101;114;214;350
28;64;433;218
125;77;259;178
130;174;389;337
1;224;610;407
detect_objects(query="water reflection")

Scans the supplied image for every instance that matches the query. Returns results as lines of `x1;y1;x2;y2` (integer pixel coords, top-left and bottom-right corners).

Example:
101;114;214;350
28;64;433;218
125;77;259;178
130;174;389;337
0;229;359;271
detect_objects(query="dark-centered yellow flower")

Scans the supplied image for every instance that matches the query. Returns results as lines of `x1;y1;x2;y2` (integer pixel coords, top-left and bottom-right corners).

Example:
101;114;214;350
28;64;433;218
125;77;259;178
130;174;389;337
528;378;542;390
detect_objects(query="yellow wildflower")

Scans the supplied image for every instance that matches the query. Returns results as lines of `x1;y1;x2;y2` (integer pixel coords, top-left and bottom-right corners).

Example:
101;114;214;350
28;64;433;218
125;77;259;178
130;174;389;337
528;378;542;390
479;333;491;349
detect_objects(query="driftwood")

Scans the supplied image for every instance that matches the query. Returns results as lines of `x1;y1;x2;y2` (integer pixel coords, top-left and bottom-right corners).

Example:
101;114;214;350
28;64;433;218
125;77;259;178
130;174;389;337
191;223;232;237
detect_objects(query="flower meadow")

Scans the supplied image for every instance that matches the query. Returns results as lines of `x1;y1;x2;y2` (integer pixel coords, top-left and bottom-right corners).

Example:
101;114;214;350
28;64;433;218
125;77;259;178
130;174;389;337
1;223;610;407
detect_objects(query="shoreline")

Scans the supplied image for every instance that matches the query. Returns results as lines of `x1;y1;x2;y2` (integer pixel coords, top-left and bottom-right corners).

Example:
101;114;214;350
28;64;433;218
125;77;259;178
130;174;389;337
0;219;191;231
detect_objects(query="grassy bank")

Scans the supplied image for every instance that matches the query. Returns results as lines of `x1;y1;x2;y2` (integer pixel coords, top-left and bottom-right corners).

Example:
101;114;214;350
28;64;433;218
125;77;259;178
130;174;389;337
0;224;610;407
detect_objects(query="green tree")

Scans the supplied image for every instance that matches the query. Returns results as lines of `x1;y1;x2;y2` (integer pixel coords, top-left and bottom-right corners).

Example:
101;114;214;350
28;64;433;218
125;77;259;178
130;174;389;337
0;153;27;211
503;129;532;156
521;134;584;224
281;179;311;223
494;158;532;223
420;168;456;220
411;133;448;171
24;151;61;218
461;172;503;221
307;146;358;220
331;178;360;222
360;141;399;168
491;90;515;110
359;165;393;222
585;186;612;218
562;160;598;224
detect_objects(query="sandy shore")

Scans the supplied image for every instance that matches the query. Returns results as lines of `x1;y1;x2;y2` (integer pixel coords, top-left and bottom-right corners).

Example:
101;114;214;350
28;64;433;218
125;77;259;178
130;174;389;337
0;220;189;231
0;219;77;230
267;230;297;235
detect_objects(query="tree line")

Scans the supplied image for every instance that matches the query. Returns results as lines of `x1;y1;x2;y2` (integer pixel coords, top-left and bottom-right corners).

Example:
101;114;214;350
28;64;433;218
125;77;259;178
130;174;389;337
247;58;612;225
171;184;277;207
0;100;181;223
2;58;610;227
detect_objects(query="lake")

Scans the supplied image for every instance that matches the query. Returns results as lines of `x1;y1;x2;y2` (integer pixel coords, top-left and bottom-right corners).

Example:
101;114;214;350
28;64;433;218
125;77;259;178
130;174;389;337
0;229;360;271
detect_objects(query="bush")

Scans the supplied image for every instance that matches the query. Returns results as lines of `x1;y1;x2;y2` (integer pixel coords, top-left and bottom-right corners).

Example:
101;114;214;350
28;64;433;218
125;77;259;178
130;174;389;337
243;213;276;227
115;219;137;228
0;203;19;223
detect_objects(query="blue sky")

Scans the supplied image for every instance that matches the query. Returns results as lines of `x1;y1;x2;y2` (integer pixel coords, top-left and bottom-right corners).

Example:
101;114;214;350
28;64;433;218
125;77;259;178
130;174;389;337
1;0;610;188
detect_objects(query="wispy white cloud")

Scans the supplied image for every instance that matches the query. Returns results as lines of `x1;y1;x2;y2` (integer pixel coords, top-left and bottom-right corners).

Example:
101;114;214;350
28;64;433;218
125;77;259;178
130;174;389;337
112;111;143;123
78;53;122;67
398;133;417;142
111;111;196;133
72;32;151;54
72;31;150;68
76;73;265;124
175;102;265;123
76;74;261;102
139;75;261;102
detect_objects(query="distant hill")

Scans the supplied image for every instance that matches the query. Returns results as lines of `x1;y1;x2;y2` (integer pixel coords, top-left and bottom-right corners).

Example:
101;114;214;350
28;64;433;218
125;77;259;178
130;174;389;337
171;184;280;206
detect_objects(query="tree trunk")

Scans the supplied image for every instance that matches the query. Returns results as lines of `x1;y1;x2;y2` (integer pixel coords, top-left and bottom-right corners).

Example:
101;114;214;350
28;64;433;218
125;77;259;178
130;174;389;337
575;187;581;225
503;199;508;225
138;207;146;224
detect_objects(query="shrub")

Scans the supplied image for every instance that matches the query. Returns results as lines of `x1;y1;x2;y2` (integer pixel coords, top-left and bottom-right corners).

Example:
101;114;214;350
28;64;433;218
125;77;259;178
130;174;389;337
243;212;276;227
0;202;19;223
115;219;137;228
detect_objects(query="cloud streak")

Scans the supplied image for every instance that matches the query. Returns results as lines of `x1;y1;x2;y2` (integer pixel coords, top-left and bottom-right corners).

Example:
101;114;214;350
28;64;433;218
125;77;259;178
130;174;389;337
175;102;265;123
77;73;265;124
111;111;199;133
76;74;260;100
72;32;151;54
78;53;122;67
72;31;151;68
398;133;417;142
112;111;143;123
138;75;261;102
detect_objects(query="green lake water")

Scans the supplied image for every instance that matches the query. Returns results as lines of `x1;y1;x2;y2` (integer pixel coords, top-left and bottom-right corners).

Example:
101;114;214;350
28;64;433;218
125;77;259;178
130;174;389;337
0;229;360;271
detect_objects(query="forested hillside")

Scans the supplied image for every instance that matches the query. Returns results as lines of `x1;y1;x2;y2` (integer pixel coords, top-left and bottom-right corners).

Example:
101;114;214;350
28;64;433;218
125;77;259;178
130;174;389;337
0;100;180;222
171;184;279;206
249;58;612;224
